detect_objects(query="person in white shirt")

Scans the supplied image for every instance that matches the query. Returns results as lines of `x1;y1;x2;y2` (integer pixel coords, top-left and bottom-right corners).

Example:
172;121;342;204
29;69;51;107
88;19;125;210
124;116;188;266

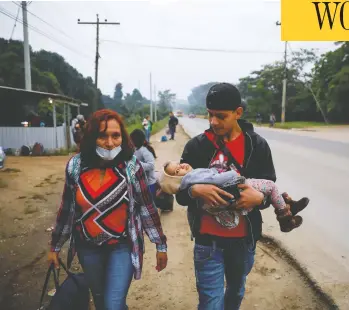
142;115;152;142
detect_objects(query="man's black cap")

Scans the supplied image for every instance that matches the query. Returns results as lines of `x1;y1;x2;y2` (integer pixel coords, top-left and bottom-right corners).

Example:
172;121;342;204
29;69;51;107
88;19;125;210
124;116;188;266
206;83;242;111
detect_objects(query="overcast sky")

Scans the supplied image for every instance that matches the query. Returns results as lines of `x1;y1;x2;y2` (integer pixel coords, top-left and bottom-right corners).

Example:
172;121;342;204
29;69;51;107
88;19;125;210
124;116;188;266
0;0;336;100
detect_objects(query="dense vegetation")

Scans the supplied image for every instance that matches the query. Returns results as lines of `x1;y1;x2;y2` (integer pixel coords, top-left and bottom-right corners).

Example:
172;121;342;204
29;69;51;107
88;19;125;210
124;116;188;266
188;43;349;123
0;38;176;126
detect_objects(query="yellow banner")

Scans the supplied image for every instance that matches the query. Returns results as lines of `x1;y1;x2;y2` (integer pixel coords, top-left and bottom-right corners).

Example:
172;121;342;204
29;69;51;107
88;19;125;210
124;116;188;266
281;0;349;41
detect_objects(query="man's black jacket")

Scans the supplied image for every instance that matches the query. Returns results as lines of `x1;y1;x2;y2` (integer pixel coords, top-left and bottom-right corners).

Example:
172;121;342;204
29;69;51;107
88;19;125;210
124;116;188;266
169;116;179;128
176;119;276;243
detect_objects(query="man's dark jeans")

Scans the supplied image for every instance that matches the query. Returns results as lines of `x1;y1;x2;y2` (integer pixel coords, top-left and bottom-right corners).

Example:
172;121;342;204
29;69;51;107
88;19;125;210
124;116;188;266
194;237;255;310
169;126;176;140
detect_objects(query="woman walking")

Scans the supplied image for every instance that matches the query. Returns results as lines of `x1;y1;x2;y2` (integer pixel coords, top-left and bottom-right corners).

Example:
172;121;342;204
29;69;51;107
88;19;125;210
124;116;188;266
48;109;167;310
130;129;157;201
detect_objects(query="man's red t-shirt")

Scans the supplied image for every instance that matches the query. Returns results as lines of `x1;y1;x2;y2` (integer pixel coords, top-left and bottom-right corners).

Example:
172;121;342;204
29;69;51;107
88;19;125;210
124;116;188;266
200;132;247;237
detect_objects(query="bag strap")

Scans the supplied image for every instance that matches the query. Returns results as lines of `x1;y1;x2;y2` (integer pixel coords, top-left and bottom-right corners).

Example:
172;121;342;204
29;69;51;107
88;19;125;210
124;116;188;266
58;258;82;288
217;140;245;176
39;263;59;308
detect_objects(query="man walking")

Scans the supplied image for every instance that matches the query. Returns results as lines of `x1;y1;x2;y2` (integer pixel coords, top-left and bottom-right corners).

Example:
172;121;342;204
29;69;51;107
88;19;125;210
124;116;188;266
71;114;86;146
168;112;178;140
269;113;276;127
176;83;276;310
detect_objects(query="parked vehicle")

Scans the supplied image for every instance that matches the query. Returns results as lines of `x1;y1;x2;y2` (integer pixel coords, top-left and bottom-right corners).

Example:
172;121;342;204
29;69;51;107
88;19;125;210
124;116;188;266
189;114;196;118
175;110;183;117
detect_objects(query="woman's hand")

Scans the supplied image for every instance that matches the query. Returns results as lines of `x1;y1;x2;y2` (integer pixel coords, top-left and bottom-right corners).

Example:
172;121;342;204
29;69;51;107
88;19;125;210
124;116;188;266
156;252;168;272
47;251;60;269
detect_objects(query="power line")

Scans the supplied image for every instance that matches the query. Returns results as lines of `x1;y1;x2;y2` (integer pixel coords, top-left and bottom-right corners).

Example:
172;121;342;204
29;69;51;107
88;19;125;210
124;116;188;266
0;5;93;59
101;39;285;54
9;5;20;40
11;1;84;45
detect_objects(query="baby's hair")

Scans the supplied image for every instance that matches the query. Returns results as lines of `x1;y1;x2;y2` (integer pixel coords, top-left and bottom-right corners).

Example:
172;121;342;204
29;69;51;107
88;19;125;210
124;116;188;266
163;161;177;175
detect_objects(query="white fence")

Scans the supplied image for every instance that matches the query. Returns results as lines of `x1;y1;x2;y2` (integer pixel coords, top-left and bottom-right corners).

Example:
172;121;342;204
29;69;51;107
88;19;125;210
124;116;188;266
0;125;75;150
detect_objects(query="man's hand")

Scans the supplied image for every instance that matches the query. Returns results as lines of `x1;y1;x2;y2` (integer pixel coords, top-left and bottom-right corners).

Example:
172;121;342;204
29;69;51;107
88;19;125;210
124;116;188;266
156;252;168;272
236;184;264;210
191;184;234;207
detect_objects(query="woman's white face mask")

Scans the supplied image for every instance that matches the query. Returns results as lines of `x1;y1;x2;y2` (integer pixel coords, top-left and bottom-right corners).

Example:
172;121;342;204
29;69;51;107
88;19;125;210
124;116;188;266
96;145;122;161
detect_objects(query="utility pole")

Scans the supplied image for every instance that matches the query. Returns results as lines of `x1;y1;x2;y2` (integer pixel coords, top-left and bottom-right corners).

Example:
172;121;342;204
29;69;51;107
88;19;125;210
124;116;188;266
78;14;120;112
276;21;287;124
22;1;31;90
154;85;157;122
149;73;153;121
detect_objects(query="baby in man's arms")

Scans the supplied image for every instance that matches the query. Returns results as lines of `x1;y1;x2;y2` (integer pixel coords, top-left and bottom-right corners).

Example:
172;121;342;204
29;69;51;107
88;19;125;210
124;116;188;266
159;161;309;232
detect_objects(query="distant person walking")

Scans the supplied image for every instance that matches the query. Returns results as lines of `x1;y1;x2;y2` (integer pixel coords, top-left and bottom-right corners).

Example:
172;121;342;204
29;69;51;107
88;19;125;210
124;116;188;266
269;113;276;127
168;112;179;140
256;113;262;125
130;128;158;201
142;115;153;143
72;114;86;146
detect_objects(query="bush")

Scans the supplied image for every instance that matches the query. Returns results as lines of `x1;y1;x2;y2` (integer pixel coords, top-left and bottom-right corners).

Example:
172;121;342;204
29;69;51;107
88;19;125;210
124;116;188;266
126;122;143;133
126;114;142;126
4;148;14;156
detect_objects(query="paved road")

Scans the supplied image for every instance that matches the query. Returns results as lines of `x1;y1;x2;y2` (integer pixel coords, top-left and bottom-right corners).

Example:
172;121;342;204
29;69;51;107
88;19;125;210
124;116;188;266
179;117;349;308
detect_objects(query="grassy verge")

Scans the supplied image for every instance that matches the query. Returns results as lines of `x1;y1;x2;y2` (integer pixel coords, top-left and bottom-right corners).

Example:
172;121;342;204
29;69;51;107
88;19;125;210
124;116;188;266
126;122;143;133
255;121;339;130
150;118;168;134
126;118;168;135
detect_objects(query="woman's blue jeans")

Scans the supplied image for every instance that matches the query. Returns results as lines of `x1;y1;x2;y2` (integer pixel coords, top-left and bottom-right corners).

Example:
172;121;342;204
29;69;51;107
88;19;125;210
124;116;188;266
77;242;133;310
145;129;151;142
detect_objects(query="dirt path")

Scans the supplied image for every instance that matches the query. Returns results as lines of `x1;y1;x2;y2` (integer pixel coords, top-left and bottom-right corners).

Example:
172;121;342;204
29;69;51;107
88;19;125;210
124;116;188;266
0;126;330;310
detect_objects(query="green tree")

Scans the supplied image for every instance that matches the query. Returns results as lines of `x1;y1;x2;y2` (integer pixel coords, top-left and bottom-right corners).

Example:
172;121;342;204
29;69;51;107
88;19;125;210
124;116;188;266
236;48;324;122
158;89;176;118
187;82;217;114
311;42;349;122
113;83;123;106
0;38;103;116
